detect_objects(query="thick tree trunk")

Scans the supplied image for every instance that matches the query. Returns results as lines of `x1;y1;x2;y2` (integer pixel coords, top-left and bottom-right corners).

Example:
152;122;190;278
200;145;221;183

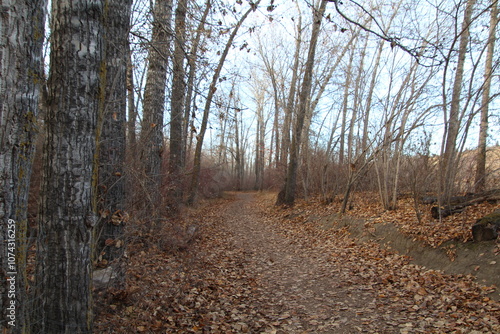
0;0;46;331
276;0;327;206
34;0;104;332
475;0;497;192
140;0;172;210
96;0;132;284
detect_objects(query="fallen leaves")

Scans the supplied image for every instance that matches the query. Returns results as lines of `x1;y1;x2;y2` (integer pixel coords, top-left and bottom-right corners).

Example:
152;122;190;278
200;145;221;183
93;192;500;333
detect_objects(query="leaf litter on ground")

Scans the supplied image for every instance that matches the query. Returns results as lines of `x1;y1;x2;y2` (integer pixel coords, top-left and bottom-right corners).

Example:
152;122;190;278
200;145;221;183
94;191;499;333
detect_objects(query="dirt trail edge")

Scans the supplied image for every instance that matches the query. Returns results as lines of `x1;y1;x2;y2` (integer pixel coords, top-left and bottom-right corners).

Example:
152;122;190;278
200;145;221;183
212;192;499;333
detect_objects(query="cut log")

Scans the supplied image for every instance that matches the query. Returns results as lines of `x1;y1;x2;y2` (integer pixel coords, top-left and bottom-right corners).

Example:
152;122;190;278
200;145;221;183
430;189;500;219
431;205;465;219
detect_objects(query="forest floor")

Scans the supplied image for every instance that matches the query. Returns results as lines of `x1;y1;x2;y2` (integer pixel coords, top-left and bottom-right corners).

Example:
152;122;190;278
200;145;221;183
94;191;500;333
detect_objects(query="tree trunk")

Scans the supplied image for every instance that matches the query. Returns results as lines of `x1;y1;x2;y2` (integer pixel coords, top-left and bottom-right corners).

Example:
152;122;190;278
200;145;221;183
34;0;104;332
169;0;188;211
280;6;302;167
276;0;327;206
441;0;476;204
140;0;172;211
347;32;368;163
339;48;354;166
0;0;46;331
96;0;131;284
254;99;265;191
361;39;384;161
475;0;497;192
187;0;261;205
234;107;243;190
183;0;211;167
127;44;137;152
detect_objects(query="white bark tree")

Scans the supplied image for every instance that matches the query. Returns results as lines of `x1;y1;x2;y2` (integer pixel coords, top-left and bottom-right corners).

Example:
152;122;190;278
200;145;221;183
0;0;46;331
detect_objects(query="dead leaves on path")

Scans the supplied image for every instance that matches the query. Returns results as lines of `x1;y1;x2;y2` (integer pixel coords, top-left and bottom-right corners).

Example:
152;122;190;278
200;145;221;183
95;198;302;333
95;192;500;333
264;192;499;333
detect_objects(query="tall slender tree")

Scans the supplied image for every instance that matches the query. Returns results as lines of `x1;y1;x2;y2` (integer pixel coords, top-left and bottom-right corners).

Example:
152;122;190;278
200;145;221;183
183;0;211;167
34;0;104;332
169;0;188;211
280;5;302;166
441;0;476;204
475;0;498;192
276;0;328;206
187;0;262;205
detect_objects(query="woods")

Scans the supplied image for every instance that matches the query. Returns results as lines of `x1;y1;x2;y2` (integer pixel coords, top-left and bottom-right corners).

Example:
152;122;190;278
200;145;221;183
1;0;500;332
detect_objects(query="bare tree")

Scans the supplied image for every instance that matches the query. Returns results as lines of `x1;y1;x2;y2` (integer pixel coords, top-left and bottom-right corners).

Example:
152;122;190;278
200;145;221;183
276;0;328;206
280;5;303;167
475;0;498;192
127;44;137;151
187;0;262;205
169;0;188;211
140;0;172;210
183;0;212;167
96;0;132;286
440;0;476;204
339;47;354;166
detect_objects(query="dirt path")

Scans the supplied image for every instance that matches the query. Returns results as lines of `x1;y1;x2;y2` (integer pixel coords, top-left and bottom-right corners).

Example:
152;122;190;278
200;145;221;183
211;192;499;333
95;192;499;333
218;192;381;333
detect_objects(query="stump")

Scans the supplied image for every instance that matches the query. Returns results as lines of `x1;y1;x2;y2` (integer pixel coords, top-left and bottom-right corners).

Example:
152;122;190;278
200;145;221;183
472;211;500;242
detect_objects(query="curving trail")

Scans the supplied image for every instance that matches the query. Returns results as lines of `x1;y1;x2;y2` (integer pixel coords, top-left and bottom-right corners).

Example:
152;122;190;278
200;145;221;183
216;192;412;333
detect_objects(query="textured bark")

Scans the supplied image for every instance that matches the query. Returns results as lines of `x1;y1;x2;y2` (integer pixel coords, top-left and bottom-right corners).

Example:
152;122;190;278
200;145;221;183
187;0;261;205
140;0;172;209
169;0;188;210
0;0;46;332
276;0;327;206
97;0;131;275
34;0;104;332
475;0;497;192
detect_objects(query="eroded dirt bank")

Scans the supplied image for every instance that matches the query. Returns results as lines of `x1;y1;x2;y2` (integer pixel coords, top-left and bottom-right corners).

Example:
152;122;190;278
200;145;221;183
314;214;499;301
